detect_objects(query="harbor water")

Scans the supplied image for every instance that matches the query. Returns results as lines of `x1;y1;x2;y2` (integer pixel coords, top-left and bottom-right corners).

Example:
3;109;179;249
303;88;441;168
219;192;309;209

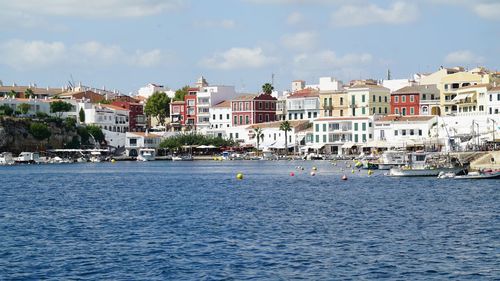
0;161;498;280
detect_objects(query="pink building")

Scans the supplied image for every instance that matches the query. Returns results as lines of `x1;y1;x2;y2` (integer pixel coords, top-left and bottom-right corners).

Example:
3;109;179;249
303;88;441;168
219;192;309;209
231;93;277;126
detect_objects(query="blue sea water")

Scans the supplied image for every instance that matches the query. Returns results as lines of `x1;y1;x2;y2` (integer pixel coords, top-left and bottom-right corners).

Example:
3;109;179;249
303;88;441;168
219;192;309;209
0;161;498;280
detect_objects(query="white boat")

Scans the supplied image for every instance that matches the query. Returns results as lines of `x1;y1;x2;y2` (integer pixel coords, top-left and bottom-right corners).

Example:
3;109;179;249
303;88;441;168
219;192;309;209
89;151;102;163
0;152;15;165
388;151;464;177
378;150;406;170
453;170;500;179
16;152;40;164
172;155;193;161
137;148;156;161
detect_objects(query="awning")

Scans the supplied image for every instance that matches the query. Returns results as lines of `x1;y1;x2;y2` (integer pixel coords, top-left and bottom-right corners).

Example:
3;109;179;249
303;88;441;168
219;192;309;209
311;143;325;150
363;140;388;148
341;142;355;149
452;93;472;102
196;145;216;149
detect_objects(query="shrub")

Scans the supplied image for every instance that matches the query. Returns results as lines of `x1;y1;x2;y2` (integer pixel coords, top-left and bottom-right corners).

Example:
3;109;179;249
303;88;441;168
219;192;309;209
29;122;51;141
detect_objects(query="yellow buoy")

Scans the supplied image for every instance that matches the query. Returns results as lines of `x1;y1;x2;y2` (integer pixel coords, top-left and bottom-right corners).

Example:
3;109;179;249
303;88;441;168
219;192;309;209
351;169;355;174
236;173;244;180
111;159;116;163
312;166;317;171
368;170;373;176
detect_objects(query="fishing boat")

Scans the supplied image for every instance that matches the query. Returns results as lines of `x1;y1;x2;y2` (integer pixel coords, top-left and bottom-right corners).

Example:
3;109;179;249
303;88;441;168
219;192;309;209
137;148;155;161
388;151;464;177
378;150;406;170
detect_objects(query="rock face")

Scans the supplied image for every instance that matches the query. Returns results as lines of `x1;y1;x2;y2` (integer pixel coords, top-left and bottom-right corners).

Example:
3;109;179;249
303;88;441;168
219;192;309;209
0;117;79;154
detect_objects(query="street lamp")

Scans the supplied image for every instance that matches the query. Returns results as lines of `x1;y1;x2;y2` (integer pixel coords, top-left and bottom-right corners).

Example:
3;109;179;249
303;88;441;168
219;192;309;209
472;120;480;150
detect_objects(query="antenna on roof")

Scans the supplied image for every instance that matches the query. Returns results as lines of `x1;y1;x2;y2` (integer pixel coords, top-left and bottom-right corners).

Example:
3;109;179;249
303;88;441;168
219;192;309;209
271;73;275;86
387;69;391;80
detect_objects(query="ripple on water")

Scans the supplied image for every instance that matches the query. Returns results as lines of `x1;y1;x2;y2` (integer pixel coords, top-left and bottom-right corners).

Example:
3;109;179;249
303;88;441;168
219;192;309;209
0;161;498;280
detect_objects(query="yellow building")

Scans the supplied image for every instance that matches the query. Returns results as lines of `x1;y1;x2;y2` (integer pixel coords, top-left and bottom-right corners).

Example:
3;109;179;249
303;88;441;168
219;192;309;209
438;68;500;115
346;83;390;117
319;90;348;118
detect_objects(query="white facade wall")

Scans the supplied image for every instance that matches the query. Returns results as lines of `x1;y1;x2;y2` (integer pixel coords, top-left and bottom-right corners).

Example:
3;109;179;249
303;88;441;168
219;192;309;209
208;106;232;138
313;117;374;154
137;83;167;99
0;97;80;119
286;97;320;121
196;85;238;131
488;90;500;115
382;79;414;93
374;117;437;144
82;104;129;133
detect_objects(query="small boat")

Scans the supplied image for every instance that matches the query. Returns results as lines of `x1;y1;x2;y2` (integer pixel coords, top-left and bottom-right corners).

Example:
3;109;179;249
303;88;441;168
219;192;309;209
89;151;102;163
16;152;40;164
137;148;155;161
388;151;464;177
453;170;500;179
378;150;406;170
172;155;193;161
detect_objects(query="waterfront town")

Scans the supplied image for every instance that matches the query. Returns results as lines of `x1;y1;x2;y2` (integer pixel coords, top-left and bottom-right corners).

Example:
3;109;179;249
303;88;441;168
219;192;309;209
1;66;500;176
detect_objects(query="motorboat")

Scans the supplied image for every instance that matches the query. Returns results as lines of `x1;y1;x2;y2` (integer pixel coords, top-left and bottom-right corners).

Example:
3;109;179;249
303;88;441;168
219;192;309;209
0;152;15;165
89;151;102;163
439;170;500;179
16;152;40;164
172;154;193;161
137;148;156;161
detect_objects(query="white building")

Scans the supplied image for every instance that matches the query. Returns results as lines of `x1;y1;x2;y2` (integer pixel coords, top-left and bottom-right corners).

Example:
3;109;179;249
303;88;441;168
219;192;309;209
382;79;415;93
347;83;391;117
488;85;500;115
0;97;79;119
80;103;129;133
208;100;232;138
125;131;162;157
286;89;320;121
196;85;239;131
373;115;438;148
137;83;174;99
312;116;375;155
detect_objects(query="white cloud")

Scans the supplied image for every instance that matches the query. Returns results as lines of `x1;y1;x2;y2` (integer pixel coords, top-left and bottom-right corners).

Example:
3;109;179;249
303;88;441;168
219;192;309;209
286;12;304;25
0;0;183;18
0;39;169;70
0;40;66;69
331;1;419;27
200;47;278;70
193;19;236;29
474;3;500;20
281;31;318;51
444;50;484;65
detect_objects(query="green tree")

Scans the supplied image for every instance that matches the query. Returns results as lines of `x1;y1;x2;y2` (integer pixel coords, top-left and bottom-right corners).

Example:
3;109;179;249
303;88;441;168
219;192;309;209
144;91;170;126
50;100;73;118
279;120;293;155
253;127;264;154
86;125;105;143
9;90;17;98
262;83;274;95
79;107;85;123
29;122;51;141
174;86;190;101
18;103;31;115
64;117;77;130
24;88;35;98
0;105;14;116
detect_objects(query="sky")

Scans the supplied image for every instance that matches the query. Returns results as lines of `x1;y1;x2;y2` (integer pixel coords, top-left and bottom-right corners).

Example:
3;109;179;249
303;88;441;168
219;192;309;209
0;0;498;94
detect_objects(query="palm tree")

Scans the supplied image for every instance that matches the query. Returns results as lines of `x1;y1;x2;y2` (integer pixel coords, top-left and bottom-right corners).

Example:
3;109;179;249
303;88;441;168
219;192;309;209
24;88;35;99
262;83;274;95
9;90;17;98
279;121;292;155
253;127;263;155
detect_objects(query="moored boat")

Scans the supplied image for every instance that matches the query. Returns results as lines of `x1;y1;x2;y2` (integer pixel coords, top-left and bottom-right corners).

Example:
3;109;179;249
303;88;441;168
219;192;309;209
137;148;155;161
388;151;464;177
0;152;15;165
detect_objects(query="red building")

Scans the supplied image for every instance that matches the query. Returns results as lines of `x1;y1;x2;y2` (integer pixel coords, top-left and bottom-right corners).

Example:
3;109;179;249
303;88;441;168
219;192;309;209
391;87;420;116
169;87;199;131
111;101;146;132
231;93;277;126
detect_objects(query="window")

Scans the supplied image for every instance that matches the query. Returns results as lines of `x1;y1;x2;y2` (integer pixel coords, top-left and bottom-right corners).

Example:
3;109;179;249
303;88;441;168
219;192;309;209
239;102;243;110
294;113;298;119
422;94;426;100
313;112;317;118
323;135;327;143
479;105;484;111
213;114;216;120
227;114;230;119
300;113;303;119
402;129;406;136
362;95;366;102
378;107;382;114
258;114;263;122
362;123;366;131
410;107;414;115
351;95;355;105
265;114;269;122
219;114;223;120
259;102;263;109
354;135;358;142
308;112;311;118
418;129;422;136
384;96;387;103
265;102;269;109
324;98;328;106
384;107;387;114
410;129;414;136
410;95;414;102
239;115;243;124
323;124;327;132
431;94;435;100
315;124;319;132
340;110;343;116
315;135;319;143
362;134;366;142
394;96;399;103
362;107;365;115
340;97;344;105
394;130;398;136
354;123;358;131
402;96;406;103
379;96;382;103
236;133;239;139
245;116;249;124
372;95;376;102
369;122;372;127
245;102;250;110
329;123;340;130
402;107;407;115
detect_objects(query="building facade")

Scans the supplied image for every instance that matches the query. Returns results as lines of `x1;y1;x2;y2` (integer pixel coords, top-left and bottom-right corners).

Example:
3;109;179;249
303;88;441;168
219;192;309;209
347;84;390;117
231;93;277;126
319;90;348;118
286;89;320;121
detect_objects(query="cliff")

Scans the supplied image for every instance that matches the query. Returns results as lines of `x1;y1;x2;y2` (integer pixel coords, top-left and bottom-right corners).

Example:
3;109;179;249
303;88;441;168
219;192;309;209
0;117;80;154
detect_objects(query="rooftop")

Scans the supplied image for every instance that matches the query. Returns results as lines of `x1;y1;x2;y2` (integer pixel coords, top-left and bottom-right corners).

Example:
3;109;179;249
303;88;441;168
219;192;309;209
315;117;371;122
213;100;231;108
377;115;435;122
232;94;257;101
288;89;319;99
392;85;438;95
348;84;389;91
